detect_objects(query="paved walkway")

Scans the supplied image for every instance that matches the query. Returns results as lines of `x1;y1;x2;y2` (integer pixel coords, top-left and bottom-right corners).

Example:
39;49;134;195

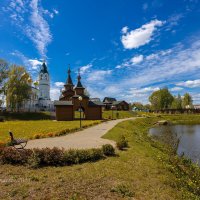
26;118;135;150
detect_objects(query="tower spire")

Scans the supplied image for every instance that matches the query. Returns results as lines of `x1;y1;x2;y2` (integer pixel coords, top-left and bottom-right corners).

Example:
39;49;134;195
66;64;73;85
76;68;83;88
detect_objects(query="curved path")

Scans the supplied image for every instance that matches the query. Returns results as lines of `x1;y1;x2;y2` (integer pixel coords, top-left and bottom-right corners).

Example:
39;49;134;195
26;118;135;150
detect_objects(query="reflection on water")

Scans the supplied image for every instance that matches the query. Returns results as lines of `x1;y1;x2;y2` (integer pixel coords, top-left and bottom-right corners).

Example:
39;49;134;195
149;125;200;164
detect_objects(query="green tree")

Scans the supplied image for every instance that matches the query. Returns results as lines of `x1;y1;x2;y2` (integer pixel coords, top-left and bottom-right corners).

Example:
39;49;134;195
0;59;9;106
171;94;182;109
182;93;193;108
5;65;32;112
149;88;174;110
132;102;144;110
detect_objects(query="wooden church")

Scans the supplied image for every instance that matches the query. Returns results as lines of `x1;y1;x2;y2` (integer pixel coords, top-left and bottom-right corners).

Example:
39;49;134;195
54;68;103;121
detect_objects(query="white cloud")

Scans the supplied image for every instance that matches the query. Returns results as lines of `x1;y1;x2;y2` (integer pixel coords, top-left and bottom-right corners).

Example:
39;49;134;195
7;0;53;58
121;19;164;49
146;53;158;60
87;70;112;82
170;87;183;92
100;39;200;103
121;26;128;34
130;55;144;64
27;0;52;57
80;64;92;74
28;59;43;70
146;49;172;60
116;65;122;69
53;9;59;15
176;79;200;88
50;88;60;101
54;82;64;87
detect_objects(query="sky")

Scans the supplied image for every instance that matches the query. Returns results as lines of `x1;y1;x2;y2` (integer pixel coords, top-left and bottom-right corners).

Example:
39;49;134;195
1;0;200;104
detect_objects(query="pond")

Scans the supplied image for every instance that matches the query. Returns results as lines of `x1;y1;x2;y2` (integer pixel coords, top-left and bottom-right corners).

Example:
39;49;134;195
149;125;200;164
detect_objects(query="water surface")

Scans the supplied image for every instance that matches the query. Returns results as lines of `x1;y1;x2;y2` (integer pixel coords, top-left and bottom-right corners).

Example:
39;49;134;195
149;125;200;164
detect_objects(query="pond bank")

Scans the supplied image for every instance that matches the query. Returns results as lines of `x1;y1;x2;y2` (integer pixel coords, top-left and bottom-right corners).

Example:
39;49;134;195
0;115;200;199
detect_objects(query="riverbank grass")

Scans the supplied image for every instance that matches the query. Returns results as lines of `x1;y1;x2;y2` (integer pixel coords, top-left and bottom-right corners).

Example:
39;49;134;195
0;115;200;199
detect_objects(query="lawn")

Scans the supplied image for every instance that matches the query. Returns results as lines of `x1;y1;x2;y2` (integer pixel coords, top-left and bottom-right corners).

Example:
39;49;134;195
0;120;101;144
0;115;200;199
102;110;137;119
0;111;135;144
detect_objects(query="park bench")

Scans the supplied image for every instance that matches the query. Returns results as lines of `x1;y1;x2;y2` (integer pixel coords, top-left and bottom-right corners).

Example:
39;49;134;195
9;131;28;149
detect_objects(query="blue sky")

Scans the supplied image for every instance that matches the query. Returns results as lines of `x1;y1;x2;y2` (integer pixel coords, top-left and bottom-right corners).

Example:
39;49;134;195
1;0;200;104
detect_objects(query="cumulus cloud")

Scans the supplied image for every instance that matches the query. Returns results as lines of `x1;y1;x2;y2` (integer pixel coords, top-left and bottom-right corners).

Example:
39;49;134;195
28;59;43;70
80;64;92;74
6;0;55;58
130;55;144;64
121;26;128;34
122;87;160;103
54;82;65;87
121;19;164;49
170;87;183;92
50;88;60;101
87;70;112;82
107;39;200;103
176;79;200;88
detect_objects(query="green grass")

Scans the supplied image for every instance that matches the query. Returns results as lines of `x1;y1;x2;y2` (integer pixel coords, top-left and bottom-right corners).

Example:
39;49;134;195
0;115;200;199
102;110;137;119
0;112;52;121
0;120;100;144
0;111;136;144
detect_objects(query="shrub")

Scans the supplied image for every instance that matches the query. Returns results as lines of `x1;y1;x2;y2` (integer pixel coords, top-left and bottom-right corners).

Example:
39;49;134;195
0;145;114;167
30;147;64;166
102;144;115;156
116;135;128;150
0;147;32;164
88;148;104;161
34;134;41;139
63;148;104;165
42;147;64;166
47;133;54;137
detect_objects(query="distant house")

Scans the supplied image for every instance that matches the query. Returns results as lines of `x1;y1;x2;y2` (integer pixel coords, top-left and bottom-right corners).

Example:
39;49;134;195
112;101;129;111
103;97;129;110
103;97;116;110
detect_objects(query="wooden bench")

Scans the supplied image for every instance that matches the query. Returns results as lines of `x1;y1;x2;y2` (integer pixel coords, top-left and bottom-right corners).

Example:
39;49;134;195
9;132;28;149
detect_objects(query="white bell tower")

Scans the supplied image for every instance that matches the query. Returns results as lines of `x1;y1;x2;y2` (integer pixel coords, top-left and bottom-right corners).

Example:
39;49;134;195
38;62;51;109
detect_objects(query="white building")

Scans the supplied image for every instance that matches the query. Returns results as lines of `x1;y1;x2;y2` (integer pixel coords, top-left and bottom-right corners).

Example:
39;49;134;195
21;62;54;112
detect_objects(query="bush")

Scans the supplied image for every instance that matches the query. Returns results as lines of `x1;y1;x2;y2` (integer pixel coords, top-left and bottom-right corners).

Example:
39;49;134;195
102;144;115;156
0;147;32;164
0;144;114;167
63;148;104;165
34;134;42;139
116;135;128;150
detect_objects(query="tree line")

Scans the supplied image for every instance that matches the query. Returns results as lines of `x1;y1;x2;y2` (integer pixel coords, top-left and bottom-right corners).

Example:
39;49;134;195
0;59;32;112
131;88;193;111
149;88;193;110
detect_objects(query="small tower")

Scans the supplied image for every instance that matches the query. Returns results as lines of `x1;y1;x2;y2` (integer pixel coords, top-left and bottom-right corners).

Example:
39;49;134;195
38;62;50;108
74;69;85;95
60;66;75;100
